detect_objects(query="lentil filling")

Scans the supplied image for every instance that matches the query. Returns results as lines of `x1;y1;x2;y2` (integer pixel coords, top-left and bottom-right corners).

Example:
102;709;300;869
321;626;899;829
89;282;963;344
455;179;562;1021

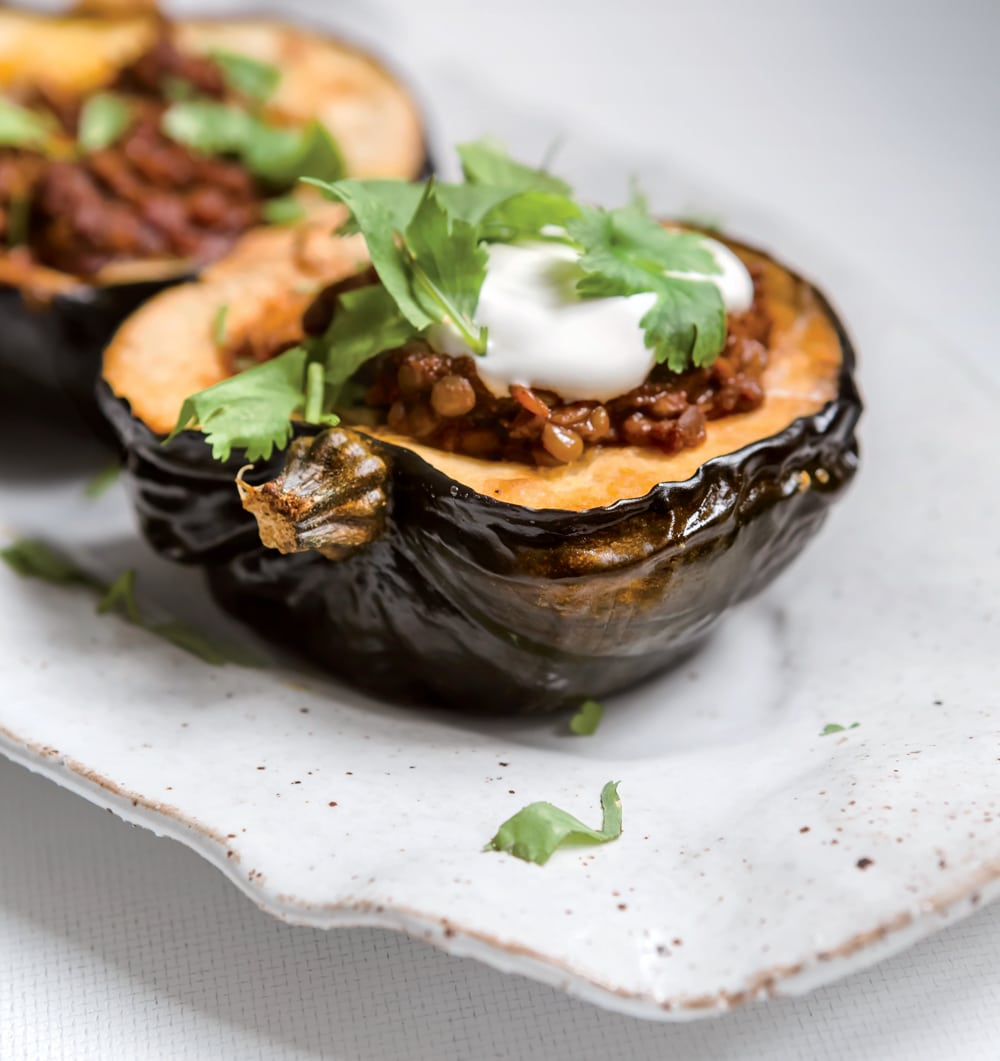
288;261;773;466
0;31;265;277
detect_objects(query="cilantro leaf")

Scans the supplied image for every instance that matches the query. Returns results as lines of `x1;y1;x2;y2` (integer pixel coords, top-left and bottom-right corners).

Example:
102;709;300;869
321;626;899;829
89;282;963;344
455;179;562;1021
4;540;261;667
83;460;121;499
161;104;343;187
1;539;94;585
637;278;726;372
97;569;261;665
308;178;424;236
147;619;262;667
244;119;345;187
569;204;720;289
402;183;488;351
163;75;199;102
821;722;860;736
568;205;728;371
167;347;313;462
211;49;281;104
486;781;623;865
77;92;131;153
212;303;229;347
457;138;571;196
97;568;143;624
261;194;306;225
320;284;416;397
161;100;254;155
0;98;56;151
478;190;580;244
308;178;432;329
311;180;490;350
568;698;603;736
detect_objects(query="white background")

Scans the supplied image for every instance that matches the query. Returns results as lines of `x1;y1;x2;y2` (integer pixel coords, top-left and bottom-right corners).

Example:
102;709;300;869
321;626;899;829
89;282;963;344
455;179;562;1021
2;0;999;1057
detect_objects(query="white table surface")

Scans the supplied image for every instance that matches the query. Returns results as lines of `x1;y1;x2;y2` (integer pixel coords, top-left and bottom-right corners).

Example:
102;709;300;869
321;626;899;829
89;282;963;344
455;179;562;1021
2;1;998;1057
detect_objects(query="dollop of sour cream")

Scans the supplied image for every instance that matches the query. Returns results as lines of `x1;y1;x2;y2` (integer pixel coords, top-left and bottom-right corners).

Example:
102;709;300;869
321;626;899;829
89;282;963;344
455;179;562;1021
428;236;754;403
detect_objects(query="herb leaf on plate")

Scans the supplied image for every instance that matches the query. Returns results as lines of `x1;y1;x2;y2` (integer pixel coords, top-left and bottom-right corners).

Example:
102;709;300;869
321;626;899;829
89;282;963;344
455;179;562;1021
3;539;259;667
83;460;121;499
0;539;95;585
568;698;604;736
486;780;622;865
821;722;860;735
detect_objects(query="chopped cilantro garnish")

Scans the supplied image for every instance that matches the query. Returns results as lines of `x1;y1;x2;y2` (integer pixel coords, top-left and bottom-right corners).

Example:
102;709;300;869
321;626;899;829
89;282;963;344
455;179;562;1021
456;138;571;195
211;49;281;105
247;119;345;188
323;284;414;401
485;781;623;865
177;139;737;464
97;568;143;624
161;103;343;187
0;98;57;151
2;538;259;667
568;698;604;736
212;303;229;347
261;194;306;225
0;539;94;585
167;347;338;462
821;722;860;736
83;460;121;499
77;92;131;153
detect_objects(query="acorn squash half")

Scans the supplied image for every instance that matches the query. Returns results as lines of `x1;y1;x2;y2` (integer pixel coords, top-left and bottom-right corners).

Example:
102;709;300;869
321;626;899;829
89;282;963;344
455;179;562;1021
0;4;428;419
100;234;861;714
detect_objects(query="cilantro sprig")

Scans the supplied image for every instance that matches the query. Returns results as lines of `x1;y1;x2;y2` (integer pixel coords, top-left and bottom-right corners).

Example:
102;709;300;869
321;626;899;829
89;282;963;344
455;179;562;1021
568;698;604;736
172;139;736;463
167;347;338;462
485;781;623;865
160;102;344;187
1;539;259;667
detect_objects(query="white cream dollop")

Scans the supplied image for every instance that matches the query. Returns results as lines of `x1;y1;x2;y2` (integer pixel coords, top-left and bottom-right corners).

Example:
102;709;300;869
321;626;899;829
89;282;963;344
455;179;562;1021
428;236;754;402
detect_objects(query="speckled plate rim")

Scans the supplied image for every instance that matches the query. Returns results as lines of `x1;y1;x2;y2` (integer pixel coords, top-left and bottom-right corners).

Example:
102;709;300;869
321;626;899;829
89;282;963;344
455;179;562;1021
3;727;998;1022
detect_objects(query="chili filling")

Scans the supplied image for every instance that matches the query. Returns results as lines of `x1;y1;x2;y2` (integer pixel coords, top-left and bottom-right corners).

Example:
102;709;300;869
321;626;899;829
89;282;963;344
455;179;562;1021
0;31;267;277
276;262;772;466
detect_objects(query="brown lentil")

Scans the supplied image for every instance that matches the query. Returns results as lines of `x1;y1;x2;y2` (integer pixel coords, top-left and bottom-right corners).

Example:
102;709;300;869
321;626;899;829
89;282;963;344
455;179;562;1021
431;375;477;418
541;422;585;463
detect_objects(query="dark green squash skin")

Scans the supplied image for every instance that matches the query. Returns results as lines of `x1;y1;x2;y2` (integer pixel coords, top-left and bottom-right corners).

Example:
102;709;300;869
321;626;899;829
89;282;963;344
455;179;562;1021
0;275;191;434
99;274;861;715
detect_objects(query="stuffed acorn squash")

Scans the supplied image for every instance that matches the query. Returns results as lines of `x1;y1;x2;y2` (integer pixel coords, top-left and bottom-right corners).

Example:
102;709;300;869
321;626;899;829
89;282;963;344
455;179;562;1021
101;142;861;714
0;2;427;417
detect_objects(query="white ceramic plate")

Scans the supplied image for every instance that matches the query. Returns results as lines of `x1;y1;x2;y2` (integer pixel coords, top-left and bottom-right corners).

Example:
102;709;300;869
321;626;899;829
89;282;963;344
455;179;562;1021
0;303;997;1021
